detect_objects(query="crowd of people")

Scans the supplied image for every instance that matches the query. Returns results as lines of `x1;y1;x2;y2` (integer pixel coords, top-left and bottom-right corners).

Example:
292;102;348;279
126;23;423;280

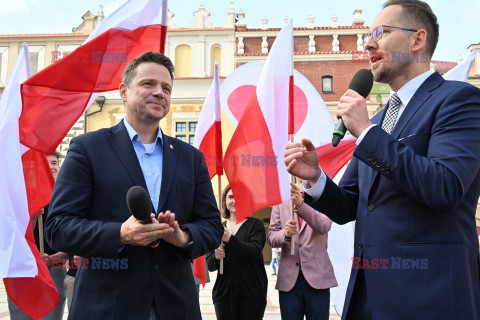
8;0;480;319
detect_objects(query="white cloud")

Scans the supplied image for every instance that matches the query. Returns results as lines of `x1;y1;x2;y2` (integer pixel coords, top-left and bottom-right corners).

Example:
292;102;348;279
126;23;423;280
0;0;41;15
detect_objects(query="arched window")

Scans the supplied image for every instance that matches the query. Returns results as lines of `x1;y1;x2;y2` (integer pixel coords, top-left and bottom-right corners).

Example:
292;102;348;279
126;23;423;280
211;45;221;76
322;75;333;93
175;45;192;77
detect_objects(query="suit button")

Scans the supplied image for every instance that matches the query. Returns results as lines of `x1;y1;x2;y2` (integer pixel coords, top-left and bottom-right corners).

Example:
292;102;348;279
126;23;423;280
295;262;299;267
153;263;159;269
298;244;303;248
367;156;372;161
358;243;363;249
368;204;375;211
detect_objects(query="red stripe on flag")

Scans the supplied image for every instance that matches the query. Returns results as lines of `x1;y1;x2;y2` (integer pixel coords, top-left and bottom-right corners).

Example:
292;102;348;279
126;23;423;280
3;149;57;319
198;121;223;179
288;75;294;134
193;256;206;287
20;25;165;153
224;93;282;222
316;139;356;179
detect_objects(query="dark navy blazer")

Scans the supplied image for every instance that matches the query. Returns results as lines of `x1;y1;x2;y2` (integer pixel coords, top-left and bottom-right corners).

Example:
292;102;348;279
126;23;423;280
45;120;223;320
308;73;480;320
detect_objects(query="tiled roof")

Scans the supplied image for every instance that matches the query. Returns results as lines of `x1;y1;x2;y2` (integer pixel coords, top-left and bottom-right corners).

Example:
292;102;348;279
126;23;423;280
243;26;369;32
237;50;364;56
432;60;457;75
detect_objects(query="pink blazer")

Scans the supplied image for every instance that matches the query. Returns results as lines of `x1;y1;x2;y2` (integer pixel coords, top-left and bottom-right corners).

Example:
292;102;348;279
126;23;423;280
267;201;338;292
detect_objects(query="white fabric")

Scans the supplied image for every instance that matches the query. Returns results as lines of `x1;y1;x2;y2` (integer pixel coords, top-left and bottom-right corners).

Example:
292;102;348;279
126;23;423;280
444;50;477;81
0;43;38;278
86;0;168;42
255;19;294;204
193;62;220;149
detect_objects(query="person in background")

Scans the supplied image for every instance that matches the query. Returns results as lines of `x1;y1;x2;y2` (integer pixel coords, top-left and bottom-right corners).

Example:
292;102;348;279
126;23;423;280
206;185;268;320
268;179;337;320
270;247;281;275
8;151;68;320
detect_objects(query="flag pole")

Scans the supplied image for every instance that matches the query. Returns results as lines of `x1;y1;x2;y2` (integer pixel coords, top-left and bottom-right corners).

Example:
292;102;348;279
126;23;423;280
290;135;296;256
38;214;45;255
218;176;224;274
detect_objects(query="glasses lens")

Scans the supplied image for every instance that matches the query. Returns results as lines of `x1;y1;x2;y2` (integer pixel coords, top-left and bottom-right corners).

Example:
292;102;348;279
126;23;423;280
373;26;383;41
363;35;370;49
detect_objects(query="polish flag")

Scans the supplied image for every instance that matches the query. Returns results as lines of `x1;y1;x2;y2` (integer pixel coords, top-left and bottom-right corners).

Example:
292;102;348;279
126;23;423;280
224;20;294;221
20;0;168;154
192;62;222;286
1;43;58;319
193;62;223;179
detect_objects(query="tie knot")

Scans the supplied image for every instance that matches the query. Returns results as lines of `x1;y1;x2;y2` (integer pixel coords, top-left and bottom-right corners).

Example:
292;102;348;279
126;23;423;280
390;93;402;108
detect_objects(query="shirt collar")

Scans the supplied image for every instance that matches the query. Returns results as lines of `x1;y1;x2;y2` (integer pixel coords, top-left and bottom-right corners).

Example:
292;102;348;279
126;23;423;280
392;70;433;107
123;118;163;145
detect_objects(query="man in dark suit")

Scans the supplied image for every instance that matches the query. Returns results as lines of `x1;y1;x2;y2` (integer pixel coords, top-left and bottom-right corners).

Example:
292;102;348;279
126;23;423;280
285;1;480;319
45;52;223;320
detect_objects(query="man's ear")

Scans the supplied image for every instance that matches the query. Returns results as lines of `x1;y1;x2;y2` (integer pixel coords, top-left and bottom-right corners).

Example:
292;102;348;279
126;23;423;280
119;83;127;102
411;29;427;55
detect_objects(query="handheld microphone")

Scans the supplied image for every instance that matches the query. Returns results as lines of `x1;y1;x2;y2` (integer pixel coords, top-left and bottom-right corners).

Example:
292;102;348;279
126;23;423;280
332;69;374;147
126;186;153;224
126;186;160;248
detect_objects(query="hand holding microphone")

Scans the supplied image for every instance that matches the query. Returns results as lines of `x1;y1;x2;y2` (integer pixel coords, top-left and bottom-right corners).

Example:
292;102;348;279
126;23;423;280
332;69;374;146
120;186;189;247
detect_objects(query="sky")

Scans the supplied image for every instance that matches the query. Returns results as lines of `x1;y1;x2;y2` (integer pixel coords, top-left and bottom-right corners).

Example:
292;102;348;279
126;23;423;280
0;0;478;62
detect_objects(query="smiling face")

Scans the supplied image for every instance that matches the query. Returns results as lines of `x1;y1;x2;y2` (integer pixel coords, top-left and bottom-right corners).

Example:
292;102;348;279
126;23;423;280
365;5;416;87
120;62;172;126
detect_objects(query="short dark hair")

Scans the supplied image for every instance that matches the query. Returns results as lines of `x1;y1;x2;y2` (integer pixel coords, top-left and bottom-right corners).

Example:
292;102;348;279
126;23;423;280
122;51;175;87
48;151;61;161
221;185;232;220
383;0;439;57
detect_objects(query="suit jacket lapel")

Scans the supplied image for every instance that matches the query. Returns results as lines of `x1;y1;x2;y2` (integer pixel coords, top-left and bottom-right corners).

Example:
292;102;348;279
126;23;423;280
109;120;148;191
390;72;443;139
157;134;178;212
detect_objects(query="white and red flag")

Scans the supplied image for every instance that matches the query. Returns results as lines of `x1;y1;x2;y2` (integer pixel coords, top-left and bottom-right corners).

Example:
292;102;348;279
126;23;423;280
1;43;58;319
193;62;223;179
20;0;168;154
192;62;223;286
223;20;294;221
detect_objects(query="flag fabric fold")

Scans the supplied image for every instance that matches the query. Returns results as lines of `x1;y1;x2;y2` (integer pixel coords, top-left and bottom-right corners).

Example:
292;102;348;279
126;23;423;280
443;50;477;81
224;20;294;222
20;0;168;154
1;43;58;320
193;62;223;179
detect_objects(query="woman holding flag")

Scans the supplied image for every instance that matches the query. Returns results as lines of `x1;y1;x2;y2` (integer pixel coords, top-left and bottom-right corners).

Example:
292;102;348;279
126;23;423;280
206;185;268;320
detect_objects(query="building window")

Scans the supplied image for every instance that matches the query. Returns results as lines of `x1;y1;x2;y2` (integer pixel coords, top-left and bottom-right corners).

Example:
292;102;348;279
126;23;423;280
175;45;192;77
322;76;333;93
174;121;197;145
0;46;8;86
28;45;45;75
211;45;221;76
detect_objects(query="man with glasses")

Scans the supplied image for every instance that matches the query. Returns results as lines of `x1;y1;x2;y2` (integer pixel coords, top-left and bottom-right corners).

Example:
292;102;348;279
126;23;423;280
285;0;480;319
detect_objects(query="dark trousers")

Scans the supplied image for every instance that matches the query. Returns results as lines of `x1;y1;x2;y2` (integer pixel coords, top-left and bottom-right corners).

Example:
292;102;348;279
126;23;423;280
279;270;330;320
345;268;372;320
214;290;266;320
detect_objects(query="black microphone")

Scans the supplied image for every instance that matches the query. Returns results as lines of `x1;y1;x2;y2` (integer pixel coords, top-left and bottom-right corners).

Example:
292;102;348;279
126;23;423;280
332;69;374;147
126;186;153;224
126;186;160;248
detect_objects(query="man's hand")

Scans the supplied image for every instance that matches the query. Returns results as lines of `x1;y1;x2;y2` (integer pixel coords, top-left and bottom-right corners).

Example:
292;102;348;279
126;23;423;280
31;208;44;229
158;211;191;247
290;183;304;208
215;244;225;260
119;213;174;247
284;138;321;186
285;219;297;238
41;253;52;268
337;89;372;138
50;252;68;267
222;227;231;243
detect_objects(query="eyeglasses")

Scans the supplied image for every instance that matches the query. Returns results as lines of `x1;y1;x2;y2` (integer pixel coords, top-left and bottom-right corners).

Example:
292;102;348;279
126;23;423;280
363;25;418;49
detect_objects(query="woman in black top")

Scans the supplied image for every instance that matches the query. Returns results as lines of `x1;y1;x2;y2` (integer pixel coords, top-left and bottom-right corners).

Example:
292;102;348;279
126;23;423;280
206;185;268;320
